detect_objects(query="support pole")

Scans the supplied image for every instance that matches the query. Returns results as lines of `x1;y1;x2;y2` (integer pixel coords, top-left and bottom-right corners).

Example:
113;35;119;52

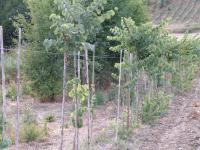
60;53;67;150
116;49;122;143
0;26;6;142
85;48;91;150
15;28;21;150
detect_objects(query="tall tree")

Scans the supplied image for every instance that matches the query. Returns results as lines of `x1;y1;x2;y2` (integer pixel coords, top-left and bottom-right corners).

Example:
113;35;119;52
94;0;149;87
0;0;27;47
15;0;63;101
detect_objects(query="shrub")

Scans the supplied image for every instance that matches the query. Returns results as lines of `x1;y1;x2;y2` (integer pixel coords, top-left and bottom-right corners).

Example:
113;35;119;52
4;52;17;82
22;82;34;96
6;83;16;101
107;86;117;101
20;123;42;142
0;137;12;149
44;114;55;123
142;91;171;124
118;127;133;140
95;90;105;105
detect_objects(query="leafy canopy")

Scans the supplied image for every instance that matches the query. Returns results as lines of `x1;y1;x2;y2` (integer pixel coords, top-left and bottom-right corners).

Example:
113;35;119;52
44;0;115;52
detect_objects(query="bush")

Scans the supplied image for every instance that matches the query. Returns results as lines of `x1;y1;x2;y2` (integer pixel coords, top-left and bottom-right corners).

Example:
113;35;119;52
22;82;34;96
20;123;42;142
0;137;12;149
4;52;17;82
95;90;105;105
107;86;117;101
44;114;55;123
118;128;132;140
142;91;171;124
6;83;16;101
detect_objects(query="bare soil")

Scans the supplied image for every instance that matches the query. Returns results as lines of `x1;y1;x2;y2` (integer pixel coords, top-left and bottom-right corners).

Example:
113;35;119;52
127;73;200;150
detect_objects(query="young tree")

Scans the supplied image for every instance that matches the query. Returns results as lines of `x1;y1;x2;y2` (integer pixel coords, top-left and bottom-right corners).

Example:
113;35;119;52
44;0;115;149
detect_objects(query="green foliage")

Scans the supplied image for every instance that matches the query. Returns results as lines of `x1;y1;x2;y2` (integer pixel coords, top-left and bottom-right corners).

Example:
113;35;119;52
71;111;84;128
95;90;105;105
4;52;17;82
44;0;115;53
67;78;89;128
0;0;27;47
107;86;117;101
142;91;171;124
15;0;63;101
0;138;12;149
95;0;149;84
20;123;42;142
6;83;16;101
118;127;132;140
44;114;55;123
22;82;33;96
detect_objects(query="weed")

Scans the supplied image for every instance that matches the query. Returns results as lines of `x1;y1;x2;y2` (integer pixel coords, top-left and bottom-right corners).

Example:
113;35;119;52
6;83;16;101
44;114;55;123
142;91;171;124
20;123;42;142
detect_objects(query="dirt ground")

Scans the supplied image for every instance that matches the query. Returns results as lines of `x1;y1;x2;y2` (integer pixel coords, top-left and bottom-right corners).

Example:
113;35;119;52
7;98;116;150
127;73;200;150
6;72;200;150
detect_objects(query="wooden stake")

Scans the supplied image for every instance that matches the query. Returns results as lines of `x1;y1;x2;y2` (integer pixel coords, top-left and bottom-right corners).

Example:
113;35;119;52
116;49;122;142
77;51;80;150
15;28;21;150
91;47;95;143
0;26;6;142
60;52;67;150
127;53;131;129
85;48;91;149
73;51;78;150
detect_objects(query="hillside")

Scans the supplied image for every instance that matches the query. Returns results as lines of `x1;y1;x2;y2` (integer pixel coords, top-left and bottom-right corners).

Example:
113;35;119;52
149;0;200;33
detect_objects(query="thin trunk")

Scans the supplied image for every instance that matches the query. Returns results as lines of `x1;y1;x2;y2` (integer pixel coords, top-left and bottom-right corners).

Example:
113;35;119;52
0;26;6;142
85;48;91;150
60;53;67;150
15;28;21;150
116;49;122;142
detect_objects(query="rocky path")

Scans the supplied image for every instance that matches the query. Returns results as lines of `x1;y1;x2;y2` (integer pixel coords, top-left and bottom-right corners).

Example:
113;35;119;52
128;73;200;150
